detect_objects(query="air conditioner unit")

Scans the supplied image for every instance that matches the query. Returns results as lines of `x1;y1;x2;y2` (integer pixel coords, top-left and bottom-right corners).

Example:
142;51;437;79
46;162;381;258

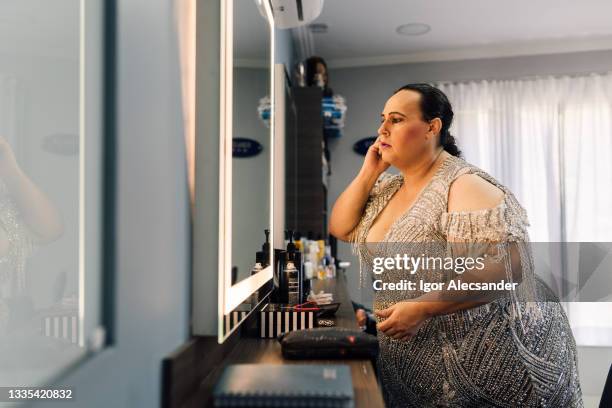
256;0;324;29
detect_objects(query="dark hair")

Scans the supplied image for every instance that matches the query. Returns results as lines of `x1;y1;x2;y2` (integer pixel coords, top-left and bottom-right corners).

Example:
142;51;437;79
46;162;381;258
304;56;329;87
393;83;461;157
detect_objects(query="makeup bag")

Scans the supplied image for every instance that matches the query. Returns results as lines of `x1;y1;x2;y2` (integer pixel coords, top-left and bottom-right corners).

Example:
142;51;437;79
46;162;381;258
278;327;378;359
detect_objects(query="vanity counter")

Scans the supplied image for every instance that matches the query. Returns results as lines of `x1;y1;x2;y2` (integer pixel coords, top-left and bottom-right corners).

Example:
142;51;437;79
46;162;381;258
172;272;385;408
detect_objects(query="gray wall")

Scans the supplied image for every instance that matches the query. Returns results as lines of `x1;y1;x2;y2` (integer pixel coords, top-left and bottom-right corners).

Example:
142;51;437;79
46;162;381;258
232;67;270;282
327;49;612;307
275;28;295;71
32;0;190;406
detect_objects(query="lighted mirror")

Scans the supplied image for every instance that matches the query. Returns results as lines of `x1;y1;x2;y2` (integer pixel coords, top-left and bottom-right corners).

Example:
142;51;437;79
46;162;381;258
218;0;275;342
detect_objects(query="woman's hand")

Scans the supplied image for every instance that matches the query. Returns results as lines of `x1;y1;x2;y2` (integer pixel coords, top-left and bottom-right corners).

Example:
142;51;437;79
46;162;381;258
375;301;430;341
355;308;367;327
329;138;388;242
360;137;390;179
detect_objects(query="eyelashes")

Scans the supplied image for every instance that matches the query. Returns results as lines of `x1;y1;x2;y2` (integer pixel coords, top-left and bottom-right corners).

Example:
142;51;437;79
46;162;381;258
380;118;403;124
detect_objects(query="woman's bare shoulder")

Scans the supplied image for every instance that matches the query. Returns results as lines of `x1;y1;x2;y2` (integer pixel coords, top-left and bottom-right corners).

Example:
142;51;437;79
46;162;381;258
447;173;504;213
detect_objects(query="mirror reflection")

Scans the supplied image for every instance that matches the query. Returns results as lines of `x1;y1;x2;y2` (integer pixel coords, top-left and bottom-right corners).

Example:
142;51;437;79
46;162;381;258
0;0;90;386
231;0;271;286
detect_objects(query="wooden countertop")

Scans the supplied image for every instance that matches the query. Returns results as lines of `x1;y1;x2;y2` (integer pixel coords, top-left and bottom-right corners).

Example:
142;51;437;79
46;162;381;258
187;272;385;408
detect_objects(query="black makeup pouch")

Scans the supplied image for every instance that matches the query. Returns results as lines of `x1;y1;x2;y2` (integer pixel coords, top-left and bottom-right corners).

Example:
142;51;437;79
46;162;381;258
278;327;378;359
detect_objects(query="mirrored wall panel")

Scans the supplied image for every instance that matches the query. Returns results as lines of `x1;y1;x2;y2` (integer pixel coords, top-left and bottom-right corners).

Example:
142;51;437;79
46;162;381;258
231;0;271;286
0;0;105;386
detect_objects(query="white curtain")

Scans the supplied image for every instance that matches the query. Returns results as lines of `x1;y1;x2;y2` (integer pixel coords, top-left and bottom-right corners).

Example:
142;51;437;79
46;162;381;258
437;73;612;346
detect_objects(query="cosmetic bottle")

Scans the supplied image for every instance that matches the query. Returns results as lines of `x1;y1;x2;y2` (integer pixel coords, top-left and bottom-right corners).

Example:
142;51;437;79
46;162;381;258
250;262;263;307
294;231;303;252
301;235;309;261
272;249;287;303
285;261;299;305
316;234;325;263
317;264;326;280
256;229;271;268
286;230;296;253
303;260;314;280
301;273;311;303
308;241;320;278
324;244;336;278
285;230;305;303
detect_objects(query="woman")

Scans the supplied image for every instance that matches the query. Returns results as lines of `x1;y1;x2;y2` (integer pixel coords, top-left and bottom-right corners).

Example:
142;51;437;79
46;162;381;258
330;84;582;407
0;136;63;330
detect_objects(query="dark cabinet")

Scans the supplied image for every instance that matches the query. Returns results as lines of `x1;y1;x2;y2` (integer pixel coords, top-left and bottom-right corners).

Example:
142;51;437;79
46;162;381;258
285;87;327;238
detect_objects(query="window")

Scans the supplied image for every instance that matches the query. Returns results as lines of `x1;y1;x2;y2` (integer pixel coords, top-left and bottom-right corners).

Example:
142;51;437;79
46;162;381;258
439;74;612;346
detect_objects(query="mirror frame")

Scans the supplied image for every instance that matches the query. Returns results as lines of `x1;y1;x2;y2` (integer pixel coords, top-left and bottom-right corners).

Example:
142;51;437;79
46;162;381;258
217;0;275;342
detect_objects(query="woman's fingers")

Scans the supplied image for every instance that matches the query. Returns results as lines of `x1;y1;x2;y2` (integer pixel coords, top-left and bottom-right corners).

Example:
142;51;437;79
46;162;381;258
371;136;382;150
383;326;399;337
355;309;366;326
378;318;415;340
377;316;393;332
374;305;395;318
371;144;383;158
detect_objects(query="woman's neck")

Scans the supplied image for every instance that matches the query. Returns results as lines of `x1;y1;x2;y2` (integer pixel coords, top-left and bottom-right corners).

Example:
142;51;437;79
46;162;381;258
398;148;447;187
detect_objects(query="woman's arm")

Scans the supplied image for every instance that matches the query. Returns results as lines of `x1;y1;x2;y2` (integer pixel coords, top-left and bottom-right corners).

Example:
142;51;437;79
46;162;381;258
329;138;390;241
329;170;378;241
0;137;63;243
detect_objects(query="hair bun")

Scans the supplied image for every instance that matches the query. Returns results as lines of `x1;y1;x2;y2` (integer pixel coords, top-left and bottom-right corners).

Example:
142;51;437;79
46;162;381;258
441;132;461;157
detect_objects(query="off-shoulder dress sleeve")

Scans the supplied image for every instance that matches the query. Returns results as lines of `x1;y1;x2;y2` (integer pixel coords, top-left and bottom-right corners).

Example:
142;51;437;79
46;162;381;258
440;196;530;243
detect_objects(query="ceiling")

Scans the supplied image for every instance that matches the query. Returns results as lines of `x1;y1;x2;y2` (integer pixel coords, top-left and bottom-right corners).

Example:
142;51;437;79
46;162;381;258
2;0;611;69
305;0;612;67
234;0;271;65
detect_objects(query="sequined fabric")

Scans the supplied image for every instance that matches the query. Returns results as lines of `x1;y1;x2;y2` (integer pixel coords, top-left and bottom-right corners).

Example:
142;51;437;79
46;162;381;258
0;181;33;329
351;155;583;407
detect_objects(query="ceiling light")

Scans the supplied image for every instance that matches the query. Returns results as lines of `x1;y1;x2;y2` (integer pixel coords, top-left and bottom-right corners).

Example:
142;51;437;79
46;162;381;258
396;23;431;36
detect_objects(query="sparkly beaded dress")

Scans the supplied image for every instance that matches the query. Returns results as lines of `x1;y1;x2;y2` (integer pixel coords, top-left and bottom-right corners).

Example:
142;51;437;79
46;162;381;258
0;181;33;330
352;154;583;407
